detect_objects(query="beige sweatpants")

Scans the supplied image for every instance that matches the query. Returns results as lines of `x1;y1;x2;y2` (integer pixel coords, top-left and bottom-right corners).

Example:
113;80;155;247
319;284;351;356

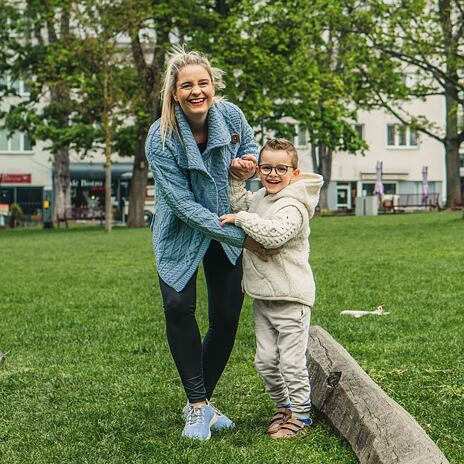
253;299;311;419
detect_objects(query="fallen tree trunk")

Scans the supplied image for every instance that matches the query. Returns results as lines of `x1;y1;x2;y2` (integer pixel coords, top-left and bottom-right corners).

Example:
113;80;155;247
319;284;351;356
307;326;449;464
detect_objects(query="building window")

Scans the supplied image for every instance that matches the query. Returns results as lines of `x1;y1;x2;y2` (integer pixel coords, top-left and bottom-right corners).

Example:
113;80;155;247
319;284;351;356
387;124;418;147
401;73;418;89
0;74;30;96
362;182;397;196
354;124;364;140
291;124;308;147
0;130;33;153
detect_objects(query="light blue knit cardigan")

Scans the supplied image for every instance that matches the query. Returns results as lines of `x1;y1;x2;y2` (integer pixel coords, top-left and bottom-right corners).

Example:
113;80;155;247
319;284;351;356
145;101;258;291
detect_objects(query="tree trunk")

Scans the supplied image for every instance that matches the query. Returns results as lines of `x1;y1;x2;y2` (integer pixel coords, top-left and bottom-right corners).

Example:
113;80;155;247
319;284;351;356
439;0;462;207
104;119;112;233
443;81;461;207
444;140;461;208
307;326;450;464
317;144;333;210
126;126;149;228
103;62;112;233
53;146;71;223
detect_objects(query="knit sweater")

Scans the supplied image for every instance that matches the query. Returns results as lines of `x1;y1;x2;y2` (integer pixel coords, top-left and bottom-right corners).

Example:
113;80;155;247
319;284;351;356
229;173;323;306
145;101;258;291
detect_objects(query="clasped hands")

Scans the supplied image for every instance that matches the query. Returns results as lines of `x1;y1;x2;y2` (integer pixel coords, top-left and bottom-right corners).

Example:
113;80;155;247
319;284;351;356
229;154;257;181
222;154;280;261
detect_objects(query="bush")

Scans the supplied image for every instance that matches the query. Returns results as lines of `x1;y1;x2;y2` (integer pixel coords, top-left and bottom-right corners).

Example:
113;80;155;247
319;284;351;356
9;202;23;228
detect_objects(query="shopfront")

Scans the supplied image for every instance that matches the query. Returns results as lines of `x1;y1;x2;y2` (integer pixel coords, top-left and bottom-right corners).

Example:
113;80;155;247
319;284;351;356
64;163;133;220
0;173;43;217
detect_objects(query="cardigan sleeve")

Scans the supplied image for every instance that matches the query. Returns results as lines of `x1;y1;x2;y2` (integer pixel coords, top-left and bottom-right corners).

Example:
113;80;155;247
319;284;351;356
146;137;245;248
235;206;303;249
229;179;254;212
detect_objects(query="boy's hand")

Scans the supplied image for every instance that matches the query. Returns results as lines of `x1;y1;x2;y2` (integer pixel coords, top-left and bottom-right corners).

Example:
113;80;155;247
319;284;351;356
230;155;257;181
220;213;237;226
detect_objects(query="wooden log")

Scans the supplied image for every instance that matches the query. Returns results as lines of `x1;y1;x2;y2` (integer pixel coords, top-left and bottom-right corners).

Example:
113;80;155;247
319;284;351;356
307;326;449;464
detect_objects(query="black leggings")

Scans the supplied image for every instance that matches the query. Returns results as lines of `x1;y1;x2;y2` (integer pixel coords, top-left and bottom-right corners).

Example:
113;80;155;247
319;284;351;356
159;240;244;403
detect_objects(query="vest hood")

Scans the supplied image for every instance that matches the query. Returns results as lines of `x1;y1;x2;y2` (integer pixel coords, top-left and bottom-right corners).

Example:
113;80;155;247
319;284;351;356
270;172;324;218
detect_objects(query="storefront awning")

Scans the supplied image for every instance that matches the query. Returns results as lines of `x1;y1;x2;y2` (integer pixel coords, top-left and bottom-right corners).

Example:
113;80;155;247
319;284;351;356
53;163;152;180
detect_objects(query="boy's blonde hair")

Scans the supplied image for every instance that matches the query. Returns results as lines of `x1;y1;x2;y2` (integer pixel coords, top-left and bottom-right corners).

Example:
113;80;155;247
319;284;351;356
160;46;225;143
259;138;299;168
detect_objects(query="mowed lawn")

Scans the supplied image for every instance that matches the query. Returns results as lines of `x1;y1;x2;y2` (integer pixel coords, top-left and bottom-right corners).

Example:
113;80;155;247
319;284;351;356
0;212;462;464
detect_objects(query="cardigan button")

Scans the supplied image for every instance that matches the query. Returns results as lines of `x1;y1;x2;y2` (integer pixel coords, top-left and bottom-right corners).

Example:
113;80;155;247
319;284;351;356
231;133;240;144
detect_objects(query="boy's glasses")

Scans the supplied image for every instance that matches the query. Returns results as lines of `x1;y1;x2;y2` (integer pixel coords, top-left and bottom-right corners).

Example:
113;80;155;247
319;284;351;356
258;164;294;176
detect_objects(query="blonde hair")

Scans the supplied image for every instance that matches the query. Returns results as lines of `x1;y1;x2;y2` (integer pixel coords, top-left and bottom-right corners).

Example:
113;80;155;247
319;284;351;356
160;46;225;143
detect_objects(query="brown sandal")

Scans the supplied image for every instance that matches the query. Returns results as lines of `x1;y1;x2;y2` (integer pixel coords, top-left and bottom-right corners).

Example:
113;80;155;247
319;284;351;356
271;418;310;439
266;407;292;434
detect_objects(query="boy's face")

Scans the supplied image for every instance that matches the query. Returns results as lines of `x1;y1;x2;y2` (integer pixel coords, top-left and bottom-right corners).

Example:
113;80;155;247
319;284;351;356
258;149;301;194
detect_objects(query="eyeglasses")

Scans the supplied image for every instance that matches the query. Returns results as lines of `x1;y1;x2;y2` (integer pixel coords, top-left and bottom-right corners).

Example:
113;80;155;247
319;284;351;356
258;164;294;176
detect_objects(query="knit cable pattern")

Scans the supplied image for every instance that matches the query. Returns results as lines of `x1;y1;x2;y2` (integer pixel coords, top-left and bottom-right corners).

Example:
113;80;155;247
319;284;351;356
145;101;258;291
235;206;304;249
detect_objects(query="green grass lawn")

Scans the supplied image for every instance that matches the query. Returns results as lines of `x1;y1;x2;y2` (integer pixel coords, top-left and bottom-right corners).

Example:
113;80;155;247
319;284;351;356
0;212;463;464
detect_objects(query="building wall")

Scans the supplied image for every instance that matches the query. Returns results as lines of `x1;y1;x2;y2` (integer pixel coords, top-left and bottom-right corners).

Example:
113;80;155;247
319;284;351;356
295;94;447;209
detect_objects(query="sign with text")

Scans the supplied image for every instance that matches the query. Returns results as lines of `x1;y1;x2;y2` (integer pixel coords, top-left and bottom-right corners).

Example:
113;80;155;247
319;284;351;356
0;174;32;184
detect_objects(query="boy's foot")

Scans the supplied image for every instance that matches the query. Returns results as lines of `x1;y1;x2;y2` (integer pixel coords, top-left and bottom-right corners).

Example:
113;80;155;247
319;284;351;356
183;402;235;431
271;417;312;439
267;407;292;434
182;404;217;441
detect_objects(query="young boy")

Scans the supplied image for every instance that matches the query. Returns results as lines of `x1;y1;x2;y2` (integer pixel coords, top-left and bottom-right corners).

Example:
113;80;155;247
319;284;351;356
220;138;323;439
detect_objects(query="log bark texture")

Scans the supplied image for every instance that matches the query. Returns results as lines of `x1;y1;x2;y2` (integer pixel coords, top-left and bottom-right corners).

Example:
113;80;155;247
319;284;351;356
307;326;449;464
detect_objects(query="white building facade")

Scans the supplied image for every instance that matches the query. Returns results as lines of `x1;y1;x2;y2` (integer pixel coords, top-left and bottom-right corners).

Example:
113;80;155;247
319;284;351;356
296;94;456;210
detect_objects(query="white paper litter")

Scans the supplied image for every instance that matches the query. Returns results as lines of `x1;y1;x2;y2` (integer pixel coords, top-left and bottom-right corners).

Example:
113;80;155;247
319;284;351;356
340;304;389;318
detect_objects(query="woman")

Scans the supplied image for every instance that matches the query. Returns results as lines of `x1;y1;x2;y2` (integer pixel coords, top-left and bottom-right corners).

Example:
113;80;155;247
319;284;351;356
145;48;270;440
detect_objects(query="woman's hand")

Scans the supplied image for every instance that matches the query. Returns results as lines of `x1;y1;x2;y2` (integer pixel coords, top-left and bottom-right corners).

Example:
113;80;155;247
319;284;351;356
220;213;237;226
243;235;280;262
230;155;257;181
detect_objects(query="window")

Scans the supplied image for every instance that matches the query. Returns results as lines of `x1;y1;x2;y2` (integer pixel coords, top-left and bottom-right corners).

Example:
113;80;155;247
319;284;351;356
289;124;308;147
362;182;397;196
0;74;30;96
386;124;418;147
401;73;418;88
296;125;307;147
0;130;33;153
354;124;364;140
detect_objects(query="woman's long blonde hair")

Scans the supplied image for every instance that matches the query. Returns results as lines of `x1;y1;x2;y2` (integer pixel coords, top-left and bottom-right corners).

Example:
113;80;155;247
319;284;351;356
160;46;225;143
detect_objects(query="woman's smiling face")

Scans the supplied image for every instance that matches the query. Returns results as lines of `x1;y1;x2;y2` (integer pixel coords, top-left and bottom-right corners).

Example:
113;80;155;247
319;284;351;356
173;64;214;123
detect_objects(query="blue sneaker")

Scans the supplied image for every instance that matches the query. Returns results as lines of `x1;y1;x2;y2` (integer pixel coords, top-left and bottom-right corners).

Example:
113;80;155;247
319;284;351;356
183;402;235;431
210;404;235;431
182;404;217;441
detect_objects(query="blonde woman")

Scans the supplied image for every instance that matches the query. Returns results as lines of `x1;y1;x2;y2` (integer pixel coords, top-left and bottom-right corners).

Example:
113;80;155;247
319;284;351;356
145;48;271;440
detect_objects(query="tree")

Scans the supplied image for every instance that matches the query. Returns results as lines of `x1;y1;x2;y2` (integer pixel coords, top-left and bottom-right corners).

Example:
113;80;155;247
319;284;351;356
0;0;99;223
71;0;131;233
210;0;374;208
351;0;464;207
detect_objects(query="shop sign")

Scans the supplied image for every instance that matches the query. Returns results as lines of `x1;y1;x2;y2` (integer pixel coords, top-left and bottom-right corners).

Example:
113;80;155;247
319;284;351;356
71;179;104;188
0;174;32;184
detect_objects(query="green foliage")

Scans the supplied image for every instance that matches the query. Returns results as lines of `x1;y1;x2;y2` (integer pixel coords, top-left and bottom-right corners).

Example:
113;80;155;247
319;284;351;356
9;203;23;221
208;0;377;153
8;203;23;228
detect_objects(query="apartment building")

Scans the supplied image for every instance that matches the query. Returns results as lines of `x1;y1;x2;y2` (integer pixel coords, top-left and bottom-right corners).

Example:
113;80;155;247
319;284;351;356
295;94;458;210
